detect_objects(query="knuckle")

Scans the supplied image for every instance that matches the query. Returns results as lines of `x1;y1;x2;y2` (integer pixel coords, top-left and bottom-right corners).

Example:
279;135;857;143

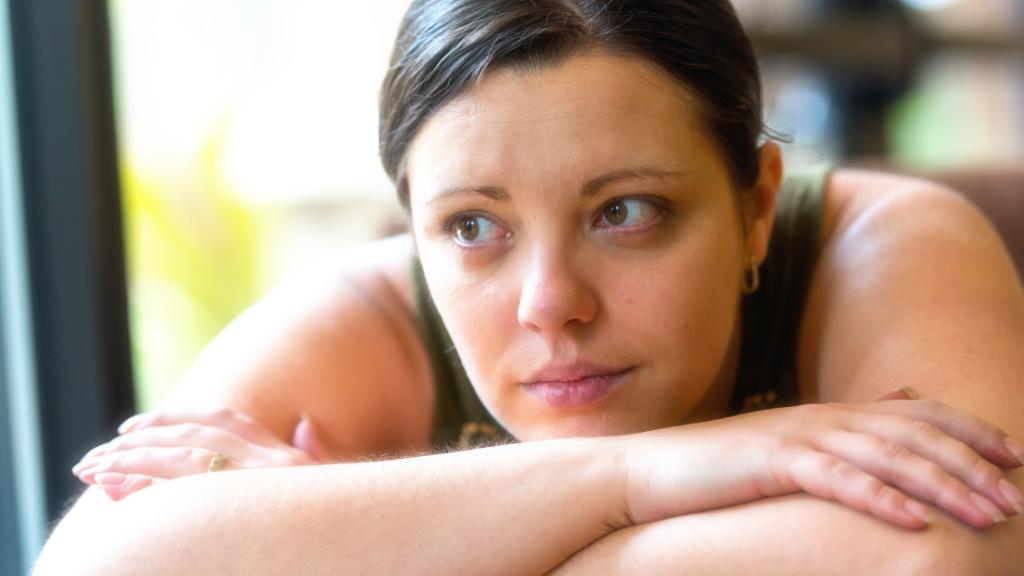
180;422;204;438
909;419;941;438
172;447;196;463
980;422;1007;441
877;439;907;460
937;470;969;500
211;407;235;422
969;457;1001;485
873;485;904;512
825;459;860;484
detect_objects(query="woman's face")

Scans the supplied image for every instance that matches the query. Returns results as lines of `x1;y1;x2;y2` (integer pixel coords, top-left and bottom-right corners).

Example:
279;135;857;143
408;54;768;441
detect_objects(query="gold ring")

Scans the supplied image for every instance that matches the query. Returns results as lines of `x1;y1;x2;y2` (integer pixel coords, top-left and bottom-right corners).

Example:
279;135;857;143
207;453;227;473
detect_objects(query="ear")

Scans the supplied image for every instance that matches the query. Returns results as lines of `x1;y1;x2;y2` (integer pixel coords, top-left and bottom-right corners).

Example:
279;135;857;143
743;142;783;264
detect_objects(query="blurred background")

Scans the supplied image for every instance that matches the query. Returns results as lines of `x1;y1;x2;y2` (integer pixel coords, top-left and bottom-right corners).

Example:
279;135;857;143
0;0;1021;573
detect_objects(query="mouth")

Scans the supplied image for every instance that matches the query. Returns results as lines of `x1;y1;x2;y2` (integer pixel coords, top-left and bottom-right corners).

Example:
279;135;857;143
520;363;634;409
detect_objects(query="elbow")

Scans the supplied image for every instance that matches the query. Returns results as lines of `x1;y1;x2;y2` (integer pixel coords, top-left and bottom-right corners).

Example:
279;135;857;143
31;487;163;576
33;523;126;576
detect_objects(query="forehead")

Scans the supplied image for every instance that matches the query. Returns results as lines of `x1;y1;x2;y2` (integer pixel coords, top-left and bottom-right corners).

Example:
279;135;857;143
405;53;718;204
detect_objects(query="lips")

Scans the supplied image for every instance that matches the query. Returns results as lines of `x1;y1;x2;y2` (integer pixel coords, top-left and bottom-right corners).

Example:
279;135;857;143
520;363;633;409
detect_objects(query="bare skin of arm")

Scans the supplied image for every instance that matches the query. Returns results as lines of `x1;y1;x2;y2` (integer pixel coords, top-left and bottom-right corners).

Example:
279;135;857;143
162;234;436;458
552;171;1024;575
34;171;1024;575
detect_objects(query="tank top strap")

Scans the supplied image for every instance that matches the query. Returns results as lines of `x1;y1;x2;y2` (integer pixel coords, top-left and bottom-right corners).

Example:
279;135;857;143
732;163;832;413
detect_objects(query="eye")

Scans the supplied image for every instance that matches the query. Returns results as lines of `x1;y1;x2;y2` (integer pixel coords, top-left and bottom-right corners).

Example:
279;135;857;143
455;215;505;244
601;199;660;228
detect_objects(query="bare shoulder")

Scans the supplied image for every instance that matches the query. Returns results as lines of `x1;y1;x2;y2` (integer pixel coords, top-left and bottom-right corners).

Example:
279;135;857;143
800;168;1024;430
820;168;992;246
166;234;434;458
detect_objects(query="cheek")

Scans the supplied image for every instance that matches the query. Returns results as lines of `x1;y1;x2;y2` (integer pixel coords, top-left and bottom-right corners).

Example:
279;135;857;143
597;212;744;404
612;244;738;359
417;245;520;389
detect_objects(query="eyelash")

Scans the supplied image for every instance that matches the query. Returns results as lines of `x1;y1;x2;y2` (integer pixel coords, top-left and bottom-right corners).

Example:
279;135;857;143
441;211;509;248
441;195;671;245
593;195;670;233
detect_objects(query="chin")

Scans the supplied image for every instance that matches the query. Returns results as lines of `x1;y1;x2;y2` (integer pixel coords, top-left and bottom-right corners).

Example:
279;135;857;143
507;409;648;441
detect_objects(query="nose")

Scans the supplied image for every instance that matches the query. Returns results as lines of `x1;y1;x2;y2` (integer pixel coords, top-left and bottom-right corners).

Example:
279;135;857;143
517;249;599;333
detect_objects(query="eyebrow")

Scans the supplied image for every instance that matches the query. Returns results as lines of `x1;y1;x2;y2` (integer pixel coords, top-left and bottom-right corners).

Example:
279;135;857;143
579;166;685;199
425;165;685;206
427;185;510;205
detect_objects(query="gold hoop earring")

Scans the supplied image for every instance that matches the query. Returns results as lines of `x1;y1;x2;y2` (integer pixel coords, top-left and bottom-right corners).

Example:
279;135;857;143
741;255;760;295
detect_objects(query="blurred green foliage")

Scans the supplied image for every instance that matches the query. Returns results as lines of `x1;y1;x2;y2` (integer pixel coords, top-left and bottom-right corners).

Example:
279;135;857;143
120;137;267;410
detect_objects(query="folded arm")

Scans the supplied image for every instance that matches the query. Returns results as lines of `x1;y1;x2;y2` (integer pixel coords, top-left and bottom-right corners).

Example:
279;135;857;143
37;438;629;576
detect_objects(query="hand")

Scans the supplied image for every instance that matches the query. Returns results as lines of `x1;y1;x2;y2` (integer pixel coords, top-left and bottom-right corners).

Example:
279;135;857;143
623;397;1024;531
72;407;331;501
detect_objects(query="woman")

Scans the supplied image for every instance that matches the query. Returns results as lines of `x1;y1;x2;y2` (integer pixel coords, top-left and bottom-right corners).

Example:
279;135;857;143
36;0;1024;574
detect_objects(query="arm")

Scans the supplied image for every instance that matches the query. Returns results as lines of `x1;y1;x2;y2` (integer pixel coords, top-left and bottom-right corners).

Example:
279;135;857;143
38;438;629;576
554;171;1024;575
38;403;1023;576
553;491;1022;576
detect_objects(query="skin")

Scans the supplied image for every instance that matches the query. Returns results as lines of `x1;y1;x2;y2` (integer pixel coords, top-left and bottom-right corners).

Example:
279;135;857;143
33;54;1024;575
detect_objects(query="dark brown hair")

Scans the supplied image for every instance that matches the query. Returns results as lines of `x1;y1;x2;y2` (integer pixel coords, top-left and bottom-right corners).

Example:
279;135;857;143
380;0;765;210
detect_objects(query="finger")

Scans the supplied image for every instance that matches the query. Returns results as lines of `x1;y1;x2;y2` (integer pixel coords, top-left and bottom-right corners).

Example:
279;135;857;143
292;414;331;462
816;430;1010;528
83;423;254;463
845;414;1024;516
847;399;1024;470
783;447;935;530
118;407;287;450
95;473;165;502
875;387;919;402
76;446;227;483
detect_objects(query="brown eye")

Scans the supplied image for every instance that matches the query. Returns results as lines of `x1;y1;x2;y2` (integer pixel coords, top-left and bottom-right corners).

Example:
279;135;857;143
604;201;628;226
457;218;479;241
600;199;660;228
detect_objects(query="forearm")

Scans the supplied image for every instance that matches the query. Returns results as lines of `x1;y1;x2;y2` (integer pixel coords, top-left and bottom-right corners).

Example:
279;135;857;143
35;437;628;576
554;473;1024;576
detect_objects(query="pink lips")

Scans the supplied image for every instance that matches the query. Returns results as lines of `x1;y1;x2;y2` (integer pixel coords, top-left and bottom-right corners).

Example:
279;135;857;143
521;363;633;409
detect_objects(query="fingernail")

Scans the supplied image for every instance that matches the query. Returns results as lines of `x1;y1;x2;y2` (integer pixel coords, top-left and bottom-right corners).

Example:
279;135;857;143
904;500;935;524
970;492;1008;524
896;386;919;400
998;479;1024;515
72;458;100;475
300;412;309;422
95;472;127;487
1004;437;1024;466
82;444;109;460
118;414;145;434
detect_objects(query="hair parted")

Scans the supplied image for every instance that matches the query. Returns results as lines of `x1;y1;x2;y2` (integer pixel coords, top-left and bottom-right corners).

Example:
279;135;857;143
379;0;766;210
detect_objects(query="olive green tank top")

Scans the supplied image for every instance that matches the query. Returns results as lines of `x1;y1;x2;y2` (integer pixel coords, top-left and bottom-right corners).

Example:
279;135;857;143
412;165;831;449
